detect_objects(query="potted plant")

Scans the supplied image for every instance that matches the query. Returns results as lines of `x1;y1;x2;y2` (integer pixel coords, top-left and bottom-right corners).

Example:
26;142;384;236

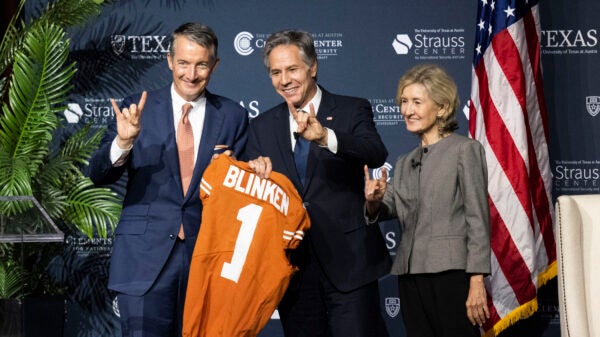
0;0;121;335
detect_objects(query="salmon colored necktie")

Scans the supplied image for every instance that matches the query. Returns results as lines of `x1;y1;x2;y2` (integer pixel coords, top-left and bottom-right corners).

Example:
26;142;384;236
177;103;194;239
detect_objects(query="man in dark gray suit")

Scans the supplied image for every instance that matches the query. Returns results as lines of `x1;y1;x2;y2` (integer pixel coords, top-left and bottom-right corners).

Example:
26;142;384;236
243;30;391;337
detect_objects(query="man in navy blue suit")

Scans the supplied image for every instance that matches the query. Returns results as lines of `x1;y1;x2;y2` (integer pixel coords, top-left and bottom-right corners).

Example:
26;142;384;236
244;30;391;337
87;23;248;337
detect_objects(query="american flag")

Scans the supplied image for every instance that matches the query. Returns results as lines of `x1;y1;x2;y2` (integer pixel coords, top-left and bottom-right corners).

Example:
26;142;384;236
468;0;556;335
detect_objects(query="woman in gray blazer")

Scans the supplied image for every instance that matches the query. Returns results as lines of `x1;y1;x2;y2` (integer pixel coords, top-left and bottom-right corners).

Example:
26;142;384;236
365;64;491;337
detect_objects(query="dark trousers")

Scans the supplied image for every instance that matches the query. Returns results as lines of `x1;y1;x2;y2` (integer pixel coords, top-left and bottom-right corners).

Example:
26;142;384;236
398;270;481;337
116;239;190;337
278;256;389;337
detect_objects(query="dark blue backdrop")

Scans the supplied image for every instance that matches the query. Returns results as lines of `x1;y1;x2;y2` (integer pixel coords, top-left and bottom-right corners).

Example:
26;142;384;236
23;0;599;336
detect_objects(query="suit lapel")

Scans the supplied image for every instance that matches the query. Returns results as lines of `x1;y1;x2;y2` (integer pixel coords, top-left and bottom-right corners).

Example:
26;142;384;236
274;104;302;189
185;92;225;201
303;88;336;191
150;88;184;196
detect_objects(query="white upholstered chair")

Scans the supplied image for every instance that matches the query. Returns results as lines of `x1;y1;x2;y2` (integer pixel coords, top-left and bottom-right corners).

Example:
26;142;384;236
555;194;600;337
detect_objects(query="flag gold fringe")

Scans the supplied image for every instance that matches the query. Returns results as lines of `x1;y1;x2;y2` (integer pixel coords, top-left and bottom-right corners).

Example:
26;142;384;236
483;298;538;337
537;260;557;288
482;261;558;337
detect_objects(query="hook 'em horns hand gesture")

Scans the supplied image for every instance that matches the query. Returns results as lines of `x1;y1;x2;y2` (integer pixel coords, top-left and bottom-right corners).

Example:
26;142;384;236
111;90;147;150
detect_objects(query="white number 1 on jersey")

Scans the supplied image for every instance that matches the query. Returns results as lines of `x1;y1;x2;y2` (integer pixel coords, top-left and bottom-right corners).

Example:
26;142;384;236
221;203;263;283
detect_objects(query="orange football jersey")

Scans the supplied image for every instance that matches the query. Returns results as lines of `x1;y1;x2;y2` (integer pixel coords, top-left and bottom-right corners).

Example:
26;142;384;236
183;155;310;337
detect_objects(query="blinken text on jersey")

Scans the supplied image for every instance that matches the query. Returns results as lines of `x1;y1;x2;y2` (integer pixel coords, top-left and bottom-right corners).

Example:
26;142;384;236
222;165;290;216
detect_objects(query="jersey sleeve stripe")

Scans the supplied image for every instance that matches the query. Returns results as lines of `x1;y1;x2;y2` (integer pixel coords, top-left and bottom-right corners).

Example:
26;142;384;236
200;178;212;195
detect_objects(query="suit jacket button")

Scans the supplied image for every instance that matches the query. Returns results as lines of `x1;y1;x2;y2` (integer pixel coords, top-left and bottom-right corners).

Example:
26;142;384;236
169;234;175;240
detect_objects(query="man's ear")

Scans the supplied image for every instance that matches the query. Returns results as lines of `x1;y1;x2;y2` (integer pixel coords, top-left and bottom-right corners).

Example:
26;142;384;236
310;61;318;79
167;53;174;71
211;58;221;72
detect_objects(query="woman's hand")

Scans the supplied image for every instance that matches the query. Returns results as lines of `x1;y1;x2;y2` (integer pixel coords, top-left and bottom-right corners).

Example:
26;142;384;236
466;274;490;326
364;165;387;216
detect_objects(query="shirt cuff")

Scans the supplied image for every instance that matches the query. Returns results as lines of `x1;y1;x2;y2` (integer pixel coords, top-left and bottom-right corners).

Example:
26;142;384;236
110;137;132;167
319;127;338;154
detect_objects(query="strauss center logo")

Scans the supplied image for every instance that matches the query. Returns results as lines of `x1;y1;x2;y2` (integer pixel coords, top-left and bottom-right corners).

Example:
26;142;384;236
64;103;84;123
392;34;413;55
392;29;466;59
63;99;116;127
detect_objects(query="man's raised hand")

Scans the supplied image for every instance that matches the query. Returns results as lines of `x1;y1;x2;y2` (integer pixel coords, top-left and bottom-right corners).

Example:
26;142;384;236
112;90;147;149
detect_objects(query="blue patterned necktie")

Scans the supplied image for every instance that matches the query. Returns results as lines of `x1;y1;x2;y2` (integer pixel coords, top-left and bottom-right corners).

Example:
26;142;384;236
293;110;310;186
294;136;309;186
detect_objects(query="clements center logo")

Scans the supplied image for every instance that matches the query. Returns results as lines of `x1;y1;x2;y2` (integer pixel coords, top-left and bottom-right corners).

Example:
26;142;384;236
233;31;272;56
392;28;466;60
372;162;393;182
234;32;255;56
234;31;343;59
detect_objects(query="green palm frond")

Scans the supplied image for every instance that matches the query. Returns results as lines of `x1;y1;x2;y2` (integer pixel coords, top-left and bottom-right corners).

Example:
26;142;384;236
64;178;121;238
0;0;102;81
60;124;105;167
34;124;105;219
36;124;104;187
0;0;120;300
0;25;21;77
36;151;71;190
0;151;33;215
0;22;74;177
0;21;75;214
0;0;25;78
40;0;103;28
0;0;121;240
38;185;68;221
0;260;27;299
